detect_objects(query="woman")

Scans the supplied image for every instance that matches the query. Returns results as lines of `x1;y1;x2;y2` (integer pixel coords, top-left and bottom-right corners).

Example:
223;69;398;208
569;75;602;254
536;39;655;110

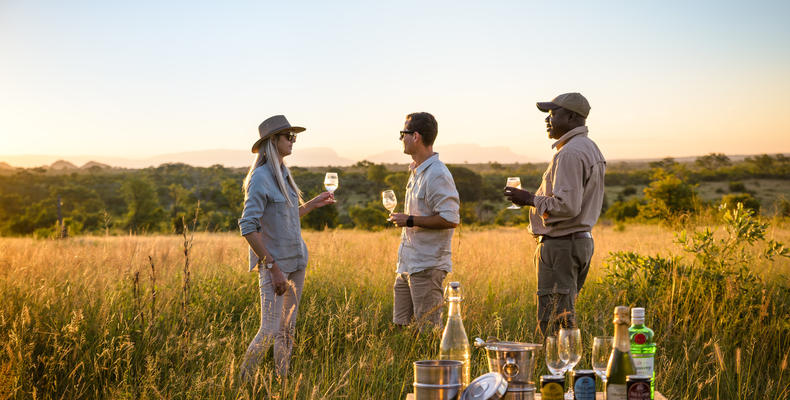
238;115;334;380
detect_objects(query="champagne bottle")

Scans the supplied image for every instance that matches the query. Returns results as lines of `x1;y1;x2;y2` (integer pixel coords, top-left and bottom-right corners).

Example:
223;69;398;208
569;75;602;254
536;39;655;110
630;307;656;399
605;306;637;400
439;281;470;387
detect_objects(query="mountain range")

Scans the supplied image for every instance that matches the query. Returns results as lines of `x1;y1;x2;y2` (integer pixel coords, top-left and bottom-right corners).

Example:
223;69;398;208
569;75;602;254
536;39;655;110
0;144;539;169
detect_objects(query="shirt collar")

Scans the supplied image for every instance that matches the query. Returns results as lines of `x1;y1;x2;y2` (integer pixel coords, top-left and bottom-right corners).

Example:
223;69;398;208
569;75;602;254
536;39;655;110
552;126;588;149
410;152;440;175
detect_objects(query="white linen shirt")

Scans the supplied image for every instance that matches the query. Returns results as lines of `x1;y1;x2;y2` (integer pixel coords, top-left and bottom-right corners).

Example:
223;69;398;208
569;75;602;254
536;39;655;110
396;153;460;274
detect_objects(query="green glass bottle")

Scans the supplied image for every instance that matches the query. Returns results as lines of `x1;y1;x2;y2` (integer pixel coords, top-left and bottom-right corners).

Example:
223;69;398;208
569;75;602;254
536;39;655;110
605;306;637;400
630;307;656;399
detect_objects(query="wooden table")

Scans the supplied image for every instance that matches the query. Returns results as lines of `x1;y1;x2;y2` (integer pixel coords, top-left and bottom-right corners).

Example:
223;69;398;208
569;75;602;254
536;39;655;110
407;392;667;399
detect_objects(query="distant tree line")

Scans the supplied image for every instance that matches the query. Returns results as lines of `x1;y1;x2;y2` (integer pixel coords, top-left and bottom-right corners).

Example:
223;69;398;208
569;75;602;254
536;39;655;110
0;153;788;237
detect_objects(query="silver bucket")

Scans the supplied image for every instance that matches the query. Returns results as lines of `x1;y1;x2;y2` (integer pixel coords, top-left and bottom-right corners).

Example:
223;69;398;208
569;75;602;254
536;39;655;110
474;338;541;386
413;360;463;400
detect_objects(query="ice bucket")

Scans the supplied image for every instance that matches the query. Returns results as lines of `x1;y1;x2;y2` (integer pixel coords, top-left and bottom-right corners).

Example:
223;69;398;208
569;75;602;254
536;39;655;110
473;338;541;386
413;360;463;400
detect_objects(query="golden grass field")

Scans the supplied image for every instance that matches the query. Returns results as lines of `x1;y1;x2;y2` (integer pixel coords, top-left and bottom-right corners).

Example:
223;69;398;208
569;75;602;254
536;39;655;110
1;222;789;399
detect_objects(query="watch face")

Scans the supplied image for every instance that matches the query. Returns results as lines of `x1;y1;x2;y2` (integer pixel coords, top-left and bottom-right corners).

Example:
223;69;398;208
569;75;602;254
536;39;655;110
266;263;274;269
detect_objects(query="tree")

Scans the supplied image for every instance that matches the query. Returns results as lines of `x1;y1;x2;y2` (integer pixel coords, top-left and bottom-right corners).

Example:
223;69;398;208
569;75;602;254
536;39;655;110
121;177;164;233
348;203;389;230
366;164;388;184
446;165;483;202
695;153;731;170
641;168;697;218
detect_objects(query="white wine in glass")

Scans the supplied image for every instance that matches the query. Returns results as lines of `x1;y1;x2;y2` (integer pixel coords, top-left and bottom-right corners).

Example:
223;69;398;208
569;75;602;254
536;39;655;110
324;172;339;193
382;190;397;213
506;177;522;209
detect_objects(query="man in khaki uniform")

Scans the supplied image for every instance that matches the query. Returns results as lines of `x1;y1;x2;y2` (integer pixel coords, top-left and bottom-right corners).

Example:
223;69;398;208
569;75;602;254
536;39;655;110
504;92;606;336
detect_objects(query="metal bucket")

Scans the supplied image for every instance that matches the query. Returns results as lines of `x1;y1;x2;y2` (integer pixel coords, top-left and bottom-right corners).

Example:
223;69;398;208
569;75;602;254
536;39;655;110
502;383;535;400
474;338;541;386
413;360;463;400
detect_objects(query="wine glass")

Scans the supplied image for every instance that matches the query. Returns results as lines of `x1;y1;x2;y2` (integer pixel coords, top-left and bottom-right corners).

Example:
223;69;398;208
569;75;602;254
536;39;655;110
505;177;521;209
592;336;613;385
382;190;397;214
559;327;582;398
324;172;338;194
545;336;568;376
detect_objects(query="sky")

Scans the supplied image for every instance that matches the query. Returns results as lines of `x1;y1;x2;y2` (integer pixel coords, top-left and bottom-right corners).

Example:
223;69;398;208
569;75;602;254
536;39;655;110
1;0;789;165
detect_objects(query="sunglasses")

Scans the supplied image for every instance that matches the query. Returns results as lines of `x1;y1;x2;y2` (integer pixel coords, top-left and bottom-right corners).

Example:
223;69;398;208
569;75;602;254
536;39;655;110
278;132;297;143
399;130;416;140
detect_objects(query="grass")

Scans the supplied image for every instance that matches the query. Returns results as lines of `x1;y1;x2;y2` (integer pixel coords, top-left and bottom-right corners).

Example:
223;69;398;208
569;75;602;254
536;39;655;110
1;221;789;399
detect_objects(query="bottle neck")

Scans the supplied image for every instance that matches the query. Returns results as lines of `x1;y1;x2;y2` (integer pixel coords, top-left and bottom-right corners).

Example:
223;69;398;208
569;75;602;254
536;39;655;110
631;318;645;326
447;300;462;317
614;321;631;352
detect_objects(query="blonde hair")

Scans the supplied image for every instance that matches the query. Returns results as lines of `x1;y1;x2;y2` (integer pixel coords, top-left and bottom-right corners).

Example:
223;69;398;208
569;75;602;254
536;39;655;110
243;137;303;207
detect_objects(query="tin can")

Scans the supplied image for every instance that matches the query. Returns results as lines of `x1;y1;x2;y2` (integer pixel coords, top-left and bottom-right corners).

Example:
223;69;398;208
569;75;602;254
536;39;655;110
540;375;564;400
572;370;596;400
626;375;651;400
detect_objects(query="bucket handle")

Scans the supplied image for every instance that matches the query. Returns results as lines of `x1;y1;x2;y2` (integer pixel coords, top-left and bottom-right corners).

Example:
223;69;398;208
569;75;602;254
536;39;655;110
503;357;519;379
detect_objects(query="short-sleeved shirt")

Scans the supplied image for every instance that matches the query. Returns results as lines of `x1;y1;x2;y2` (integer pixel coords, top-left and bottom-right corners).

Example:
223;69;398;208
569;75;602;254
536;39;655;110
238;163;308;273
529;126;606;237
396;153;460;274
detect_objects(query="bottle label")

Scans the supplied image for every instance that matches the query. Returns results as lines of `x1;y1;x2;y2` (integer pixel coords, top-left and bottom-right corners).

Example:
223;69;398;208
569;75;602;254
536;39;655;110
606;383;627;400
632;354;654;376
541;382;564;400
573;376;595;400
627;382;651;399
634;333;646;344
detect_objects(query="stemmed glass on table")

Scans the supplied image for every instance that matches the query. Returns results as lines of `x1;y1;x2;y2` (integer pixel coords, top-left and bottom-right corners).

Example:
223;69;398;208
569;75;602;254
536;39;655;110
506;177;522;209
545;336;568;377
324;172;339;194
382;190;397;214
592;336;613;388
559;327;582;399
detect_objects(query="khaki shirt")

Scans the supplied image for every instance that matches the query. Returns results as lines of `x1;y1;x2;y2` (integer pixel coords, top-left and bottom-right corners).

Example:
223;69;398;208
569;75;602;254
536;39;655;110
397;153;460;274
529;126;606;237
238;164;308;273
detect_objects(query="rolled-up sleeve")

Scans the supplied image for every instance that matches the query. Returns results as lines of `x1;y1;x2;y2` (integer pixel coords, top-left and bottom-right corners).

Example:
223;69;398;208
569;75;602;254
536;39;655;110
534;151;584;223
238;172;267;236
427;173;461;224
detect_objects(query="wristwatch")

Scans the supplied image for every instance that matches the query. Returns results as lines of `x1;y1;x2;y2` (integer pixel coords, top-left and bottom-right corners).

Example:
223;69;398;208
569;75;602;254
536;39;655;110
406;215;414;227
258;258;274;269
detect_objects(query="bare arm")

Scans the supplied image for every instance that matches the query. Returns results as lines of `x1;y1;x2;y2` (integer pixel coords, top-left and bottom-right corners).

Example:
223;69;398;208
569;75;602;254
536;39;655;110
298;192;335;217
389;213;458;229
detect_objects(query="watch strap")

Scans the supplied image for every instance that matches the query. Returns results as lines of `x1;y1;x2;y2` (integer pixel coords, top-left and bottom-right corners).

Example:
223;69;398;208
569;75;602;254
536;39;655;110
406;215;414;227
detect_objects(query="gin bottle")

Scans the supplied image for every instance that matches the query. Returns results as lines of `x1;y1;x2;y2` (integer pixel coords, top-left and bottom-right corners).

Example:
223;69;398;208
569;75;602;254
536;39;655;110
439;281;470;387
630;307;656;399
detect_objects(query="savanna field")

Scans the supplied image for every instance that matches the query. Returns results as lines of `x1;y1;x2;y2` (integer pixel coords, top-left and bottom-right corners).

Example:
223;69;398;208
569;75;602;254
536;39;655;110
2;217;789;399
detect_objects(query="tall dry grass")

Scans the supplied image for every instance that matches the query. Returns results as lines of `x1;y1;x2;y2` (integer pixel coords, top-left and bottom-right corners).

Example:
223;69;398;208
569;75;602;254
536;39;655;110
1;222;788;399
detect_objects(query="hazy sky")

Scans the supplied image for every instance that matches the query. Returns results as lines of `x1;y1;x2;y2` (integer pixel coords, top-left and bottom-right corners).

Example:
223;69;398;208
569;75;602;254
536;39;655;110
1;0;789;163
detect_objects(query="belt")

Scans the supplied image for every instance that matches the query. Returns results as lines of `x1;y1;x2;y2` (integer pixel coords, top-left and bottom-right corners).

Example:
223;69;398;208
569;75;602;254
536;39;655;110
537;231;592;243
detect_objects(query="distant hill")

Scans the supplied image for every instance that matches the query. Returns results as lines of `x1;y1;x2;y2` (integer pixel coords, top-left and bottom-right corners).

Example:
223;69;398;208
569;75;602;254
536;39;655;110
1;151;787;169
364;144;538;164
80;161;112;169
50;160;78;170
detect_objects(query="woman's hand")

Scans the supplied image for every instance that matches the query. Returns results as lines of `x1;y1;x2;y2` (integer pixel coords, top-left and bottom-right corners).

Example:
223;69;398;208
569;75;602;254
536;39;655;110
270;264;288;296
312;191;336;208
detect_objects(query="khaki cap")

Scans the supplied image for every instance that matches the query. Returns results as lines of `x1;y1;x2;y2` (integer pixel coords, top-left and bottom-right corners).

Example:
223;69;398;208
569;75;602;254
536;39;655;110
537;92;591;118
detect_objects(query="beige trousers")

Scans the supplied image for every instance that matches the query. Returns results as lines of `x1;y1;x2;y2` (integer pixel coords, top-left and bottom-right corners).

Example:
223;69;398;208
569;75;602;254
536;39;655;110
240;268;305;380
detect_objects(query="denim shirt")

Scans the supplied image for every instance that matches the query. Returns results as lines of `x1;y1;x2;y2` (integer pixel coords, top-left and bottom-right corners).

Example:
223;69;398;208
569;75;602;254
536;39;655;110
396;153;460;274
238;163;308;273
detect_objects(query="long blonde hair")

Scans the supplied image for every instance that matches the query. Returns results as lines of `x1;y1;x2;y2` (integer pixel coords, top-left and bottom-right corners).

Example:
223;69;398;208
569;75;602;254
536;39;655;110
243;137;303;207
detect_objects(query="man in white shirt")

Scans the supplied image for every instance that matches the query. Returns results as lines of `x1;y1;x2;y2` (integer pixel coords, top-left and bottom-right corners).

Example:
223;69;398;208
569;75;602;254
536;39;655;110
389;112;461;329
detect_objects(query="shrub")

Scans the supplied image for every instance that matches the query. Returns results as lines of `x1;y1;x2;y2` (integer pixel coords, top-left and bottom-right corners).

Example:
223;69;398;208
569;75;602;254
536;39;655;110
721;193;760;214
605;198;644;221
728;181;746;192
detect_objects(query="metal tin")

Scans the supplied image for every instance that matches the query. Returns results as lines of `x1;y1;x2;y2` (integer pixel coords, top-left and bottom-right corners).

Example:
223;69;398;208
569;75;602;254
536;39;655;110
539;375;564;400
461;372;508;400
572;370;596;400
413;360;463;400
626;375;651;400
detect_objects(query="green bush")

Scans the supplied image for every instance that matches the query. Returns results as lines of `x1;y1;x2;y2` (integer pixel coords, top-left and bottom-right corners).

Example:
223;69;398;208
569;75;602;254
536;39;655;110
721;193;760;214
605;198;644;221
